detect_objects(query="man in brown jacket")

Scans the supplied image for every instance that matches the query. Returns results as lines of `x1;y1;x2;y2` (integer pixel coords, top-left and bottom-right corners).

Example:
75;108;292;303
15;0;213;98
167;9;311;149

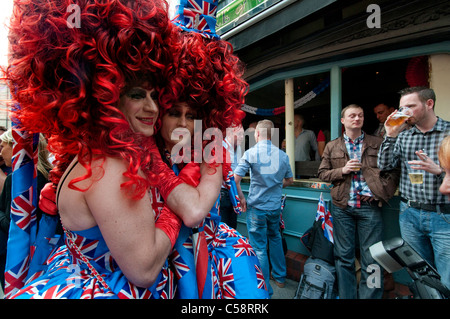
318;104;399;299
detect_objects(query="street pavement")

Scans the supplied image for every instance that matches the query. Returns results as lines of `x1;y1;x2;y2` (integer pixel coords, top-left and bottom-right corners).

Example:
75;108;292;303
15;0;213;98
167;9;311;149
270;278;298;299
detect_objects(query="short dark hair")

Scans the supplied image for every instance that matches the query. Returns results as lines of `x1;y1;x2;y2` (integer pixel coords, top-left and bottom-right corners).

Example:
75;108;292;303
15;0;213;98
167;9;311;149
399;87;436;106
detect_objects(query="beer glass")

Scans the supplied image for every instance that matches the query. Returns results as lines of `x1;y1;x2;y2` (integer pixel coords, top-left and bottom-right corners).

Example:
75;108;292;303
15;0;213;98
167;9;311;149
405;161;423;185
386;107;412;127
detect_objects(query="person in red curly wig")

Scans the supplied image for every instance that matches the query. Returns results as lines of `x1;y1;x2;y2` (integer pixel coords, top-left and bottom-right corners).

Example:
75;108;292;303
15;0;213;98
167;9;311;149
150;1;269;298
3;0;220;299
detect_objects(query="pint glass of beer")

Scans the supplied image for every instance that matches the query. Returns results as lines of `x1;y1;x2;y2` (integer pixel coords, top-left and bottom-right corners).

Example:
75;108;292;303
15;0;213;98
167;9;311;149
405;161;423;185
386;107;412;127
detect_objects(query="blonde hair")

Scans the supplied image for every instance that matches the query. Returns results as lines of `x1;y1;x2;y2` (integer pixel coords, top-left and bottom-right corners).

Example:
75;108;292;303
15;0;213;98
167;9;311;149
0;129;13;144
38;134;53;179
438;135;450;170
341;104;363;118
256;119;274;140
0;129;52;179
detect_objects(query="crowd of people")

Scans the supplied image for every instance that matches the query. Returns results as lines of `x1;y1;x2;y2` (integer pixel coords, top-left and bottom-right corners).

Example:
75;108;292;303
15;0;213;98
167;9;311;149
0;0;448;300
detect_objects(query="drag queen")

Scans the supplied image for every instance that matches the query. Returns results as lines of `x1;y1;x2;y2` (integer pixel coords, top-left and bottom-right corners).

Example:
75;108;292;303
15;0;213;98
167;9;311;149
4;0;218;299
154;0;269;298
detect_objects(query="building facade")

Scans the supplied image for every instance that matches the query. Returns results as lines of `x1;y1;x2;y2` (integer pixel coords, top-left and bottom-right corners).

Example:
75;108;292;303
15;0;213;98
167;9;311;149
217;0;450;284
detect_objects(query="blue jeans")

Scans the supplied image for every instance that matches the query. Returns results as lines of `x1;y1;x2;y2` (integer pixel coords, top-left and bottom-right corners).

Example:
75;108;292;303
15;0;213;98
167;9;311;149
332;203;384;299
246;206;286;298
399;201;450;290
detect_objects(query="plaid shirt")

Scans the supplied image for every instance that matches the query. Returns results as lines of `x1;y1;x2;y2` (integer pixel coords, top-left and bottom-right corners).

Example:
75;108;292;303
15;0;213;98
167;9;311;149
344;132;373;207
378;117;450;204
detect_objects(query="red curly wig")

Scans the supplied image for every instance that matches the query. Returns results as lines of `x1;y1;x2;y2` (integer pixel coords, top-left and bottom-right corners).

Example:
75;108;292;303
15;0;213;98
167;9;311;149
161;31;246;132
5;0;179;199
158;30;247;167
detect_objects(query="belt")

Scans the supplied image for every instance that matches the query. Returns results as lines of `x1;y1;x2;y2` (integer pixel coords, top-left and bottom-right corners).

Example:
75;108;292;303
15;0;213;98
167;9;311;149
401;198;450;213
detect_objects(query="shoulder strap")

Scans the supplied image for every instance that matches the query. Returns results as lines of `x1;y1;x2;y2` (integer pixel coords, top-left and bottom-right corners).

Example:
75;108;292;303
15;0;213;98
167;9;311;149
56;160;79;208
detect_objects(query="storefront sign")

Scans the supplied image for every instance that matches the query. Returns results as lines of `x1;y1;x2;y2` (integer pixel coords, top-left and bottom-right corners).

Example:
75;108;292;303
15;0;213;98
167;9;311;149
217;0;282;34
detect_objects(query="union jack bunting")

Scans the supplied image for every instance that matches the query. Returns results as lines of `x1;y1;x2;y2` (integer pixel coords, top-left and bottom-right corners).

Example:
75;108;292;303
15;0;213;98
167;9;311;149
315;193;334;244
172;0;220;39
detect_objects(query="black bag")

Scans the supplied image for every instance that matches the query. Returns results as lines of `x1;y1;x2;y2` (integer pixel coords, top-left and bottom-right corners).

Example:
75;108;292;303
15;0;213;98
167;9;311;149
301;219;334;265
295;257;337;299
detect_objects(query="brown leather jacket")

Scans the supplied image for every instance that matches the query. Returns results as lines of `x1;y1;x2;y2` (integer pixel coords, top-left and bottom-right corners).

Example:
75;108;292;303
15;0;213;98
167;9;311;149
318;134;399;208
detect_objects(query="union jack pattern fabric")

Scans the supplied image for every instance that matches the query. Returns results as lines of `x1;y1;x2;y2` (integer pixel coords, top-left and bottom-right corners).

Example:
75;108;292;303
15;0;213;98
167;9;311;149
9;223;176;299
168;162;269;299
315;193;334;244
172;0;220;39
255;264;267;290
8;154;267;299
4;128;39;298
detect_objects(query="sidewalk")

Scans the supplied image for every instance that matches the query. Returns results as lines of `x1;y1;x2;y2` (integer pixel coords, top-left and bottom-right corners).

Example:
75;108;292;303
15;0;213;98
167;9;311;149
270;278;298;299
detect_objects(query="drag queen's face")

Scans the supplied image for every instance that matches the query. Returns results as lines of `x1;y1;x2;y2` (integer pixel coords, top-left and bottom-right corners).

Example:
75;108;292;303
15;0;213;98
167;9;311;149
119;84;159;137
160;102;197;151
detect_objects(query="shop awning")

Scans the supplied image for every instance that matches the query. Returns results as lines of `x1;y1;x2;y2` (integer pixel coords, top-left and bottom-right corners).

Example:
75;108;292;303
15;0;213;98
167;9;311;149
218;0;337;51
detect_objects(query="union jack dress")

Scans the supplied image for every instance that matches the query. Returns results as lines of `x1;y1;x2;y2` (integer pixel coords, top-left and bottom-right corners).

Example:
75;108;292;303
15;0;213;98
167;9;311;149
168;164;269;299
8;223;176;299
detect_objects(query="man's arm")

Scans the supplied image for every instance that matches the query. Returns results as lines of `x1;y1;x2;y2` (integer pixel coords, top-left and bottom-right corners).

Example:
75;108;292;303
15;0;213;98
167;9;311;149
233;152;251;213
283;177;293;188
234;174;247;212
377;137;400;171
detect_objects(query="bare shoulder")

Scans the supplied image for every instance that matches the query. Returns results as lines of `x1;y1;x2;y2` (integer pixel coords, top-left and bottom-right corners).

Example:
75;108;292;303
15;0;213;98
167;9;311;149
58;156;131;231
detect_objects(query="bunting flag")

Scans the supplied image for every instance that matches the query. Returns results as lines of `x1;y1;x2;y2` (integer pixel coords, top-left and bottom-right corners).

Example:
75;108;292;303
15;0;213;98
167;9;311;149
4;124;39;298
315;193;334;244
172;0;220;39
241;77;330;116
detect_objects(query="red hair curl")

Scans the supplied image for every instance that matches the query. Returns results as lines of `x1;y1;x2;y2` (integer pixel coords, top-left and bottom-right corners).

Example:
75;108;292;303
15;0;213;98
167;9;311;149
5;0;178;199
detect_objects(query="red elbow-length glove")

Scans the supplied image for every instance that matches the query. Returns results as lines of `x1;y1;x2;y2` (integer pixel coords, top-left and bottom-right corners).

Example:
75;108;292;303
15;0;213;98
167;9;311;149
39;182;58;216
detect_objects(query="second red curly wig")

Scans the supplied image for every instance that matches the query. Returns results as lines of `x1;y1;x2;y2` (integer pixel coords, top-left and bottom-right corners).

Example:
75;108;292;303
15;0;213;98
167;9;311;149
158;30;247;170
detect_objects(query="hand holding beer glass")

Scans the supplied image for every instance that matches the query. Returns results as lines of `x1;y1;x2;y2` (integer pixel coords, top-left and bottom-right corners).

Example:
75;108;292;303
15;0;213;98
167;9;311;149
384;106;412;137
386;106;412;126
405;160;424;184
351;153;362;172
343;153;362;174
405;150;428;185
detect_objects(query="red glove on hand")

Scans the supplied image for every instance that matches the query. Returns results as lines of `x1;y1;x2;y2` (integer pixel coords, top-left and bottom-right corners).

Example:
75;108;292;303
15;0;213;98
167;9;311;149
178;162;201;187
39;182;58;216
155;206;182;248
146;137;184;200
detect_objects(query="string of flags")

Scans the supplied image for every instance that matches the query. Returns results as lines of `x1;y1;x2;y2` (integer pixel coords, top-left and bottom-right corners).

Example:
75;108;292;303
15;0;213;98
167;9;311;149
242;77;330;116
